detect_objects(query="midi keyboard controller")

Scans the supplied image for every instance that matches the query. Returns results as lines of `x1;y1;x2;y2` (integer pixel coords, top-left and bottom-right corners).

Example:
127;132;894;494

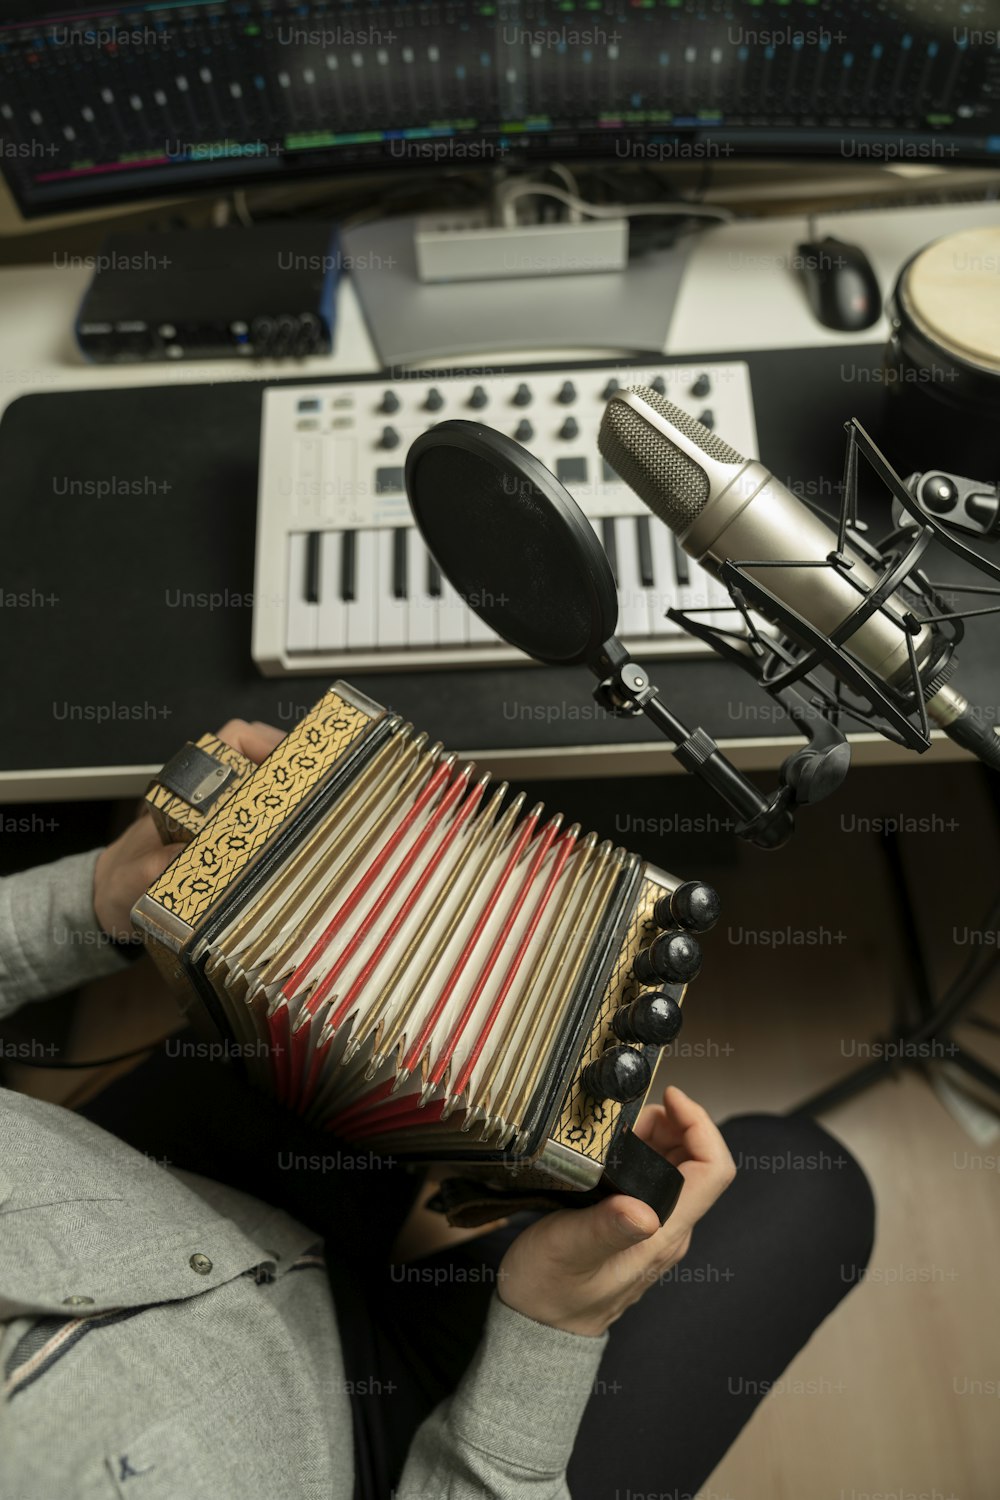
252;360;757;675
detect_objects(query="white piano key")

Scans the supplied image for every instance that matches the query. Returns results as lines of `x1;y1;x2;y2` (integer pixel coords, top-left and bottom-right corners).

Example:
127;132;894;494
614;518;652;636
437;572;468;646
345;530;378;649
316;532;346;650
649;523;685;636
376;528;408;649
285;533;318;653
465;584;497;644
407;528;438;647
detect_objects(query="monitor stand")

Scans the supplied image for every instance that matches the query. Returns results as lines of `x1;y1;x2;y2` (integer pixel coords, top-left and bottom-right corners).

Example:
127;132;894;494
339;213;692;367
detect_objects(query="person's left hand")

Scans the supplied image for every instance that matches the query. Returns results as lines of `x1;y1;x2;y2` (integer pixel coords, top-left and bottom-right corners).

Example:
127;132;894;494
93;718;284;941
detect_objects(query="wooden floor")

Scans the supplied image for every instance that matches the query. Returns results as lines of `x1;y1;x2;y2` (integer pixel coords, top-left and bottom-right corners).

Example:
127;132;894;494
645;759;1000;1500
7;759;1000;1499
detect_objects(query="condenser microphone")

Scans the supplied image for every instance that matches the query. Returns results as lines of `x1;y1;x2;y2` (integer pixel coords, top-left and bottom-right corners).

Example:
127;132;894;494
598;386;1000;769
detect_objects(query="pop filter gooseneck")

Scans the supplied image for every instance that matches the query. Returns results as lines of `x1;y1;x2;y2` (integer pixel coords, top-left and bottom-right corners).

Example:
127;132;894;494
406;420;812;850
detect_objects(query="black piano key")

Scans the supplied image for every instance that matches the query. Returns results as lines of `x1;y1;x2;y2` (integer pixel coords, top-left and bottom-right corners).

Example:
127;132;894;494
427;554;442;598
305;531;321;604
672;536;690;586
600;517;619;585
340;530;357;602
392;527;408;599
636;516;654;587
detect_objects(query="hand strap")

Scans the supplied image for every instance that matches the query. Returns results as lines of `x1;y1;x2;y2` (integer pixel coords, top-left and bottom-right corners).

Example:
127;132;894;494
145;734;254;844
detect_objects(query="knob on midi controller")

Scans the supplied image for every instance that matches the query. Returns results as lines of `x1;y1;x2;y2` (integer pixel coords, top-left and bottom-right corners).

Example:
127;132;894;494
612;989;684;1047
653;881;721;934
581;1045;652;1104
633;930;702;986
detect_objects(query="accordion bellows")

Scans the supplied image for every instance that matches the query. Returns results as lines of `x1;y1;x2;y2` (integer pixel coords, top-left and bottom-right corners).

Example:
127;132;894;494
133;683;716;1221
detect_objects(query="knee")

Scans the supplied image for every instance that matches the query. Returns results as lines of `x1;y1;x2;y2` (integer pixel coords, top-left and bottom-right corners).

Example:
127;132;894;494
720;1111;876;1290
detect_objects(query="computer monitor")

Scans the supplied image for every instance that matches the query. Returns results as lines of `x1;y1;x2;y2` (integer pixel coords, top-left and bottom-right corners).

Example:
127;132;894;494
3;0;1000;217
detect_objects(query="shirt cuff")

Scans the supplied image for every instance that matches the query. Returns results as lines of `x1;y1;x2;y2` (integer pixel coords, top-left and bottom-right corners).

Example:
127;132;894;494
0;849;133;1017
448;1292;608;1474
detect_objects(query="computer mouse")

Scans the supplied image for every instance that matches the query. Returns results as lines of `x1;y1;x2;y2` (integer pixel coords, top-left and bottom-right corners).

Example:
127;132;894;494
796;235;882;332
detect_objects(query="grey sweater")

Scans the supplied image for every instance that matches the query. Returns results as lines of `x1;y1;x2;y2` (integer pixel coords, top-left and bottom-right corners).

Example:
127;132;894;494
0;851;607;1499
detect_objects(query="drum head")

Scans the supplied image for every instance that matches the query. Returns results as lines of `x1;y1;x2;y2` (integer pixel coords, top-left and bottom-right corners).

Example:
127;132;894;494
902;227;1000;375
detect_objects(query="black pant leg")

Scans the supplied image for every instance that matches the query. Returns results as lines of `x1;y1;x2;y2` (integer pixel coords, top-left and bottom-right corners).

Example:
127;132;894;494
335;1114;874;1500
564;1112;876;1500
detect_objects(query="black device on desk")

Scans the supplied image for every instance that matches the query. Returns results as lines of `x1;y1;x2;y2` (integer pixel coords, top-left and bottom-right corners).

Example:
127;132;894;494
796;235;882;334
75;225;338;363
1;1;998;216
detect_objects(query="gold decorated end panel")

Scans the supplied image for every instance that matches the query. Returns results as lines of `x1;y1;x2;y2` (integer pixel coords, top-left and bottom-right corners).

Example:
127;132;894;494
144;690;378;930
551;876;676;1164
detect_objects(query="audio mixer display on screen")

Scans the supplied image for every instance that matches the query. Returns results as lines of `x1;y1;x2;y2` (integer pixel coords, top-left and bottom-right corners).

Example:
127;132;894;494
2;1;1000;214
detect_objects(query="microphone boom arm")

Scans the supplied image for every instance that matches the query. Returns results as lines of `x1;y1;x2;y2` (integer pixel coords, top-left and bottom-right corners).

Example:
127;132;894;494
589;636;849;851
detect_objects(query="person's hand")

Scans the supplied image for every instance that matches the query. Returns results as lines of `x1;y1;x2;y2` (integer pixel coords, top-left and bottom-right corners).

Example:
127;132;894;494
497;1085;735;1337
93;718;284;941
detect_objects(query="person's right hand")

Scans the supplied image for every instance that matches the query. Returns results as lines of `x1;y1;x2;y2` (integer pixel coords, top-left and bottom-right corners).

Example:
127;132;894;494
497;1085;735;1337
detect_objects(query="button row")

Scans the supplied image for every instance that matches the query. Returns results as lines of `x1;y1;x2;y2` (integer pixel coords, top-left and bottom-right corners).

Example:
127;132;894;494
360;372;714;417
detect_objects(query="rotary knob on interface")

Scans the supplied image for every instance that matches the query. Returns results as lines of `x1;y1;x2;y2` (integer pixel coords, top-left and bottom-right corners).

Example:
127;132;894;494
653;881;721;934
633;930;702;986
581;1045;651;1104
612;989;684;1047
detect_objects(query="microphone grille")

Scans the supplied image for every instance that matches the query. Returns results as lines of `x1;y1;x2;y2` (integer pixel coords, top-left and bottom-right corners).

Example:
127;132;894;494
598;386;745;530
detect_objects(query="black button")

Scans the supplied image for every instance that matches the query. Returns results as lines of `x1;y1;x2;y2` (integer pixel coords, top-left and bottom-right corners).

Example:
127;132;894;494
581;1046;651;1104
601;378;621;400
512;382;532;407
556;457;588;485
557;380;576;404
651;375;667;395
654;881;721;934
379;390;400;413
612;991;684;1047
514;419;534;443
697;408;715;430
690;373;711;397
379;426;400;449
468;385;488;409
558;416;579;440
423;387;444;411
375;467;405;493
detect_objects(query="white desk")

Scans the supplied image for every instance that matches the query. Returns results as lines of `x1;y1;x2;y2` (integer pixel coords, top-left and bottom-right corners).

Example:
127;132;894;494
2;199;998;418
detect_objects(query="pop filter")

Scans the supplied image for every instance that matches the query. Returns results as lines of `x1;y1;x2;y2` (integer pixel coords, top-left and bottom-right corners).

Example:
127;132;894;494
405;420;618;666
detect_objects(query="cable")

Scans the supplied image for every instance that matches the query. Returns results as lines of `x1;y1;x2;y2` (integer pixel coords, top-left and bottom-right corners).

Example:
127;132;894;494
494;180;733;228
